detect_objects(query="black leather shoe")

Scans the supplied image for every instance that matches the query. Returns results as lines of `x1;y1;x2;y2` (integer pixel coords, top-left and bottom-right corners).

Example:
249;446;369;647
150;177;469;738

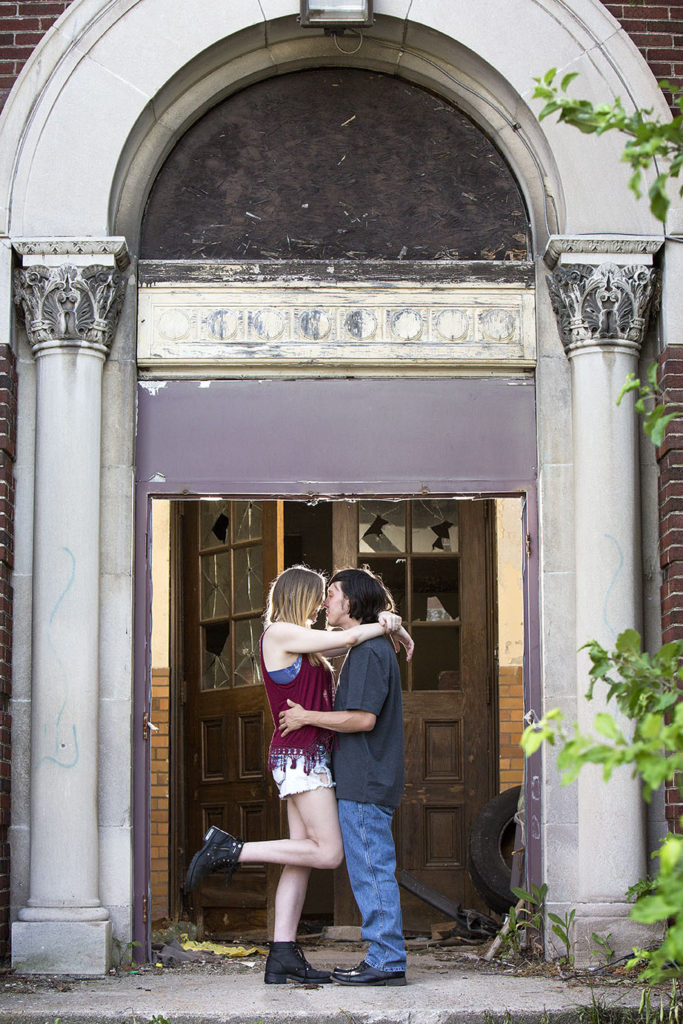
185;826;244;891
264;941;332;984
332;959;406;986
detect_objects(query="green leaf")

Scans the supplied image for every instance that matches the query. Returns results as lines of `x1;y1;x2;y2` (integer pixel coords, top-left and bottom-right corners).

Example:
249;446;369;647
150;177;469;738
648;173;671;221
594;713;617;739
644;404;679;446
561;72;579;92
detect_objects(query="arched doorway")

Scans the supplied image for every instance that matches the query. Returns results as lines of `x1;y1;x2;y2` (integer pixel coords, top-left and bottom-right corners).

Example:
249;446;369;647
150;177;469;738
136;67;536;942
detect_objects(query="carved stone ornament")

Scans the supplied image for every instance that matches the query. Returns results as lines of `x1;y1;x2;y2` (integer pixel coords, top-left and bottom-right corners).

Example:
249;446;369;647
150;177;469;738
546;262;657;354
14;264;126;353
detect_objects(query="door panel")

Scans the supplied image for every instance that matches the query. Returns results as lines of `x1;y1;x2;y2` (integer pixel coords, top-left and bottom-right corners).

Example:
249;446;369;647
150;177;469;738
333;499;495;930
182;500;282;936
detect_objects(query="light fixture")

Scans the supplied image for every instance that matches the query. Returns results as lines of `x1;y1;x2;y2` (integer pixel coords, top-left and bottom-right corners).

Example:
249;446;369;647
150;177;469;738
299;0;374;30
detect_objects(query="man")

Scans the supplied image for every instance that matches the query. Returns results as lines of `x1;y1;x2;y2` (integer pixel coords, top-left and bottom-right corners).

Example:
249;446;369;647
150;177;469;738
279;566;413;986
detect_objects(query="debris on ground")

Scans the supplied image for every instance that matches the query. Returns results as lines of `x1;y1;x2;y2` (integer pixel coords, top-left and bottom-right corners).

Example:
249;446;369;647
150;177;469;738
153;938;267;967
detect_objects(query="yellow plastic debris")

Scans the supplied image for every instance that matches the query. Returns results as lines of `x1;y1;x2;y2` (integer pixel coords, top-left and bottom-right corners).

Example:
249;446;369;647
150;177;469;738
180;939;267;957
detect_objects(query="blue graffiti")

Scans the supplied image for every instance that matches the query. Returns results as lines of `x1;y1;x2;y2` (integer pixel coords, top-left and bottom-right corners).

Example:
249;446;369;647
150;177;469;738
41;547;79;769
602;533;624;642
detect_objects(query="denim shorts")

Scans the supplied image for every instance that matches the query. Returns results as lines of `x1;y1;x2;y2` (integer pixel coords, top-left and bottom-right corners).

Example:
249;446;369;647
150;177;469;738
272;753;335;799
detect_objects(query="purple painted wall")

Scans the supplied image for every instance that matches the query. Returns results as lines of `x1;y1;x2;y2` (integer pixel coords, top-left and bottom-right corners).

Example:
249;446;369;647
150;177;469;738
135;377;537;495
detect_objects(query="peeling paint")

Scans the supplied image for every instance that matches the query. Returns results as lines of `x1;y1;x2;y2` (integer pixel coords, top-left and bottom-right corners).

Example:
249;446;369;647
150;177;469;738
148;472;166;483
139;381;167;395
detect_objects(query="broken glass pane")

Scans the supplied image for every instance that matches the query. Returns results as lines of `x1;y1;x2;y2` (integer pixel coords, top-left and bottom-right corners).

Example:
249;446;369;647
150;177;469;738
360;556;406;618
359;501;405;553
412;500;460;553
234;618;262;688
201;621;231;689
412;557;459;621
201;551;232;619
234;545;264;614
234;501;262;543
411;624;460;691
200;500;231;549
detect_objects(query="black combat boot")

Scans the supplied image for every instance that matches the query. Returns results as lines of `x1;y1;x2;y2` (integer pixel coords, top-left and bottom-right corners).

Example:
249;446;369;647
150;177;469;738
185;826;244;891
264;941;332;984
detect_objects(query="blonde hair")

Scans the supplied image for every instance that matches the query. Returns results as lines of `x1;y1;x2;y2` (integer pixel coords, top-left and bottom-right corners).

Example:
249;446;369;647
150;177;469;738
265;565;328;667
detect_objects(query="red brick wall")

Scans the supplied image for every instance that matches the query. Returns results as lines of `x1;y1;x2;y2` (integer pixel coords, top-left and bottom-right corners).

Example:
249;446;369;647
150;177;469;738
150;669;171;922
498;665;525;792
658;346;683;646
658;348;683;836
602;1;683;107
0;347;16;959
0;1;74;112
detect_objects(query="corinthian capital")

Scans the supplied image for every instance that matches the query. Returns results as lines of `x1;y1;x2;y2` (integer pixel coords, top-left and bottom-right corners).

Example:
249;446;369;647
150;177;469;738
546;262;657;356
13;263;126;355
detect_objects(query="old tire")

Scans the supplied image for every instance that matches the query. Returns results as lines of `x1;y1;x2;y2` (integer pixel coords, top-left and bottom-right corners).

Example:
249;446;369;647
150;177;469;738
467;785;521;915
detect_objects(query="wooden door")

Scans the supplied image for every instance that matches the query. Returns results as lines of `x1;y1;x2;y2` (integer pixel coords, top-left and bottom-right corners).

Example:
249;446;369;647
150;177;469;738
333;500;495;930
181;499;283;937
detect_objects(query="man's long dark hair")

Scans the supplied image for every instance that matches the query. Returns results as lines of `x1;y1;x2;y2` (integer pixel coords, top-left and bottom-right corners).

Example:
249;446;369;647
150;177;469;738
329;566;395;624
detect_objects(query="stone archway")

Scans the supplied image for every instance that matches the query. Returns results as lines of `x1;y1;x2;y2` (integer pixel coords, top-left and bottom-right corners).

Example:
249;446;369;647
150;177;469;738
3;0;669;973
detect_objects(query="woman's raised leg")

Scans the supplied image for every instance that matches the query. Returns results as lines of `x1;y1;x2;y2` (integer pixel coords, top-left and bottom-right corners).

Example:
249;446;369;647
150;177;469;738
239;785;343;870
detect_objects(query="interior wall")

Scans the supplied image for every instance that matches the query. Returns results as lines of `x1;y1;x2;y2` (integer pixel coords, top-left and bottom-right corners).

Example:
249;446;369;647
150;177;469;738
150;501;171;922
496;498;525;794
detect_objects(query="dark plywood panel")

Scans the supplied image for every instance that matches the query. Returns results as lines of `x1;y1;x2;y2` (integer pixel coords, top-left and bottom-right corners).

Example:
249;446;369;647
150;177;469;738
238;713;264;778
201;719;225;781
141;69;529;262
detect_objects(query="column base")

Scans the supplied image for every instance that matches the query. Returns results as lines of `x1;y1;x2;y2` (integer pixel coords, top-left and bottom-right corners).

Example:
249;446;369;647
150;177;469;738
12;920;111;975
569;903;663;968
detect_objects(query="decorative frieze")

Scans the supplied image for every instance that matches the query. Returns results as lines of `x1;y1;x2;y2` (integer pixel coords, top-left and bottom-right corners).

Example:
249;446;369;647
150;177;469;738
14;264;126;354
546;262;657;355
137;282;536;373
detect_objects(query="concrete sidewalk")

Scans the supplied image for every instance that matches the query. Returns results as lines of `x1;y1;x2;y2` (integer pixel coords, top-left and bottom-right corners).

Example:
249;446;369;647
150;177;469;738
0;944;645;1024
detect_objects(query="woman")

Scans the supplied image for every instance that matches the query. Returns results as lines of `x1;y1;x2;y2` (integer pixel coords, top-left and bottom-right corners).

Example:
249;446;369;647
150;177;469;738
185;565;412;985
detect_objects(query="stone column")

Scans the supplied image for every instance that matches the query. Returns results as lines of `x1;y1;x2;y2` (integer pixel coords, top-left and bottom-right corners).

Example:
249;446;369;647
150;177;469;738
11;239;129;975
545;236;661;961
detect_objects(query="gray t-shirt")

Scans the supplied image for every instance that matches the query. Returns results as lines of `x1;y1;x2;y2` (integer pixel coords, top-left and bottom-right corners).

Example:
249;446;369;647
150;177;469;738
332;634;405;808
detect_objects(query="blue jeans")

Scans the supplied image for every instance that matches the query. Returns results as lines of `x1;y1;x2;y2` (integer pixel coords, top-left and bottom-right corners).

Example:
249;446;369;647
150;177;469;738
337;799;406;972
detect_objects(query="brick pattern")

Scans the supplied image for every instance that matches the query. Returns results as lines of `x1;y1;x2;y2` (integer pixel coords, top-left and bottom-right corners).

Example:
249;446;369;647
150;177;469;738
666;771;683;835
658;348;683;837
150;669;170;921
0;1;74;112
602;2;683;105
0;346;16;960
658;346;683;645
498;665;525;792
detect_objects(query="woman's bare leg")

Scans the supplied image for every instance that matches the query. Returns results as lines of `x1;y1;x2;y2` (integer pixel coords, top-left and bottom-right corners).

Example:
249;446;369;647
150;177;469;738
239;786;343;871
272;798;312;941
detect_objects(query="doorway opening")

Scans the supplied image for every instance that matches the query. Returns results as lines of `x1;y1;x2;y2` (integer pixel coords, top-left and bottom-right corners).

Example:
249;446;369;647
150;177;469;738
147;496;525;939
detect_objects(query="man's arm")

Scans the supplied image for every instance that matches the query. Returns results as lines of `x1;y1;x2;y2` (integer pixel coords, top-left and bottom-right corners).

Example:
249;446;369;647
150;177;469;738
279;699;375;737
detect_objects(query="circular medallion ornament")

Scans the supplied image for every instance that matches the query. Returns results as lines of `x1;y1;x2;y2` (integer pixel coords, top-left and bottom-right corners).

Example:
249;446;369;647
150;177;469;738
480;308;516;342
435;309;470;342
158;309;190;341
207;308;239;340
344;309;378;340
253;308;286;341
299;308;331;341
390;308;423;341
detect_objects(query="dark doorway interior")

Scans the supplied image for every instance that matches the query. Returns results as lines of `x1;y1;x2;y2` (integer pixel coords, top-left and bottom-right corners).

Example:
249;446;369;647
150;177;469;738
151;497;506;939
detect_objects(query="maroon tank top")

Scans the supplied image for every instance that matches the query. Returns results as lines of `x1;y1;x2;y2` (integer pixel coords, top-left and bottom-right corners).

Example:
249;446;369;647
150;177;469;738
261;638;336;774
